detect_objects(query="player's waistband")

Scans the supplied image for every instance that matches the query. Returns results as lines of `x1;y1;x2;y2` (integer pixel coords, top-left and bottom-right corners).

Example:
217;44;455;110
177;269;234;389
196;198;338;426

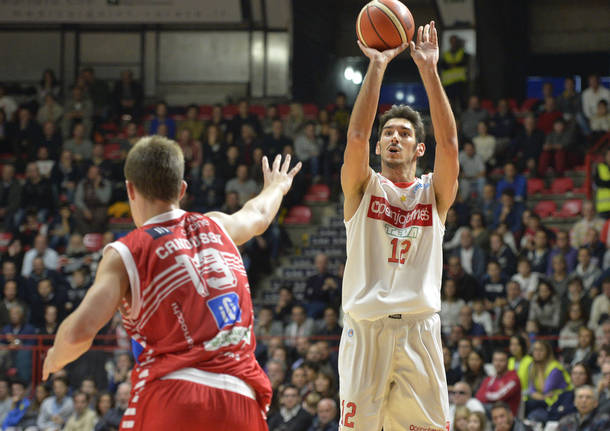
161;367;256;401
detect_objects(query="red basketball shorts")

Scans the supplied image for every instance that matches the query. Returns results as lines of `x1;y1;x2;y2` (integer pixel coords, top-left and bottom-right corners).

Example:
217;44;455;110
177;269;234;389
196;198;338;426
119;378;268;431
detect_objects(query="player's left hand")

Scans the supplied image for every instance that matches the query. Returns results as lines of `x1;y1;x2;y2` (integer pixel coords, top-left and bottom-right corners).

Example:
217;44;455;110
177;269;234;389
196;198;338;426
262;154;302;196
409;21;439;69
42;347;60;381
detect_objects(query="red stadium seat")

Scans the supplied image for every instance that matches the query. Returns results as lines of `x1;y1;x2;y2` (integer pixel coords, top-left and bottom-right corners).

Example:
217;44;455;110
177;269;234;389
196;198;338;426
378;104;392;114
222;104;238;118
199;105;213;120
550;177;574;194
250;104;266;118
104;143;122;160
304;184;331;203
283;205;312;225
277;104;290;119
554;199;583;218
302;103;319;119
83;233;103;252
520;98;539;112
527;178;545;195
533;200;557;218
508;98;519;113
480;99;496;114
0;232;12;253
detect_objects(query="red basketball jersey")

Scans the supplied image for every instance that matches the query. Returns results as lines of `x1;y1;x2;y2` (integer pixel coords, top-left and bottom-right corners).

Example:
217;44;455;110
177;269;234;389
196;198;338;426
106;209;271;412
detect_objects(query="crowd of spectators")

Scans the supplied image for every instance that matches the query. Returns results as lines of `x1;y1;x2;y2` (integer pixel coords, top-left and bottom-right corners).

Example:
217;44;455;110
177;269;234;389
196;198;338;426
0;64;609;431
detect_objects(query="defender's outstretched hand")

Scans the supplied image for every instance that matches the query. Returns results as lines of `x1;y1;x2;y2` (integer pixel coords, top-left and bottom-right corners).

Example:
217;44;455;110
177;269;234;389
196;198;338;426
409;21;439;69
357;40;408;66
42;347;58;381
262;154;302;196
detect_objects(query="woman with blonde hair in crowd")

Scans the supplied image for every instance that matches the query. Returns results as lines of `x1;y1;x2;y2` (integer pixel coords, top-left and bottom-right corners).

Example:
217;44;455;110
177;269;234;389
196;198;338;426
508;335;533;398
466;410;487;431
524;340;572;422
453;405;471;431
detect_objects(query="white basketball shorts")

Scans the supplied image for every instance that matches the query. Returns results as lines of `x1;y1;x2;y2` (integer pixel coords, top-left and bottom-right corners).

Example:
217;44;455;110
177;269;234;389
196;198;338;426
338;312;450;431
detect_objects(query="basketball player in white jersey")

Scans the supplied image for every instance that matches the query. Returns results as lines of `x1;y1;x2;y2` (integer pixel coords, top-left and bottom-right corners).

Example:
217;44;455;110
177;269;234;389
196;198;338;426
339;21;458;431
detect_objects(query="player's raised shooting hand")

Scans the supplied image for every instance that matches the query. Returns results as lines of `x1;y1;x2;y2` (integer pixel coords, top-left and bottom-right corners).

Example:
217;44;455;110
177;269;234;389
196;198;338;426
409;21;439;70
358;40;408;66
262;154;302;196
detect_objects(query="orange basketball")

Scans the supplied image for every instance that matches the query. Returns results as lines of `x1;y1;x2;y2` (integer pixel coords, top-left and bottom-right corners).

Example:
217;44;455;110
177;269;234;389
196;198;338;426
356;0;415;51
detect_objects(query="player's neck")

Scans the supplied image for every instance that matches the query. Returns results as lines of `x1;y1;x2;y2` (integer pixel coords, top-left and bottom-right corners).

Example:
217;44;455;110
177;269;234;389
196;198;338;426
135;200;180;228
380;161;417;184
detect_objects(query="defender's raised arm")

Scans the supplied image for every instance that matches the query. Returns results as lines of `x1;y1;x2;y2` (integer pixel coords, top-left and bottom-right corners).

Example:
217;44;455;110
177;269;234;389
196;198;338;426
342;42;407;220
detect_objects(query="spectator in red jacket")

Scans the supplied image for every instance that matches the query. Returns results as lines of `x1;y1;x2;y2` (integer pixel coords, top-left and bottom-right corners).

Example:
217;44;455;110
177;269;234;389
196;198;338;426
476;349;521;416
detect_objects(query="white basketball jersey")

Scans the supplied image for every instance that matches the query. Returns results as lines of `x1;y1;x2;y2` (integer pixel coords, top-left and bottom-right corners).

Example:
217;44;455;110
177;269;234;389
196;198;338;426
343;169;445;321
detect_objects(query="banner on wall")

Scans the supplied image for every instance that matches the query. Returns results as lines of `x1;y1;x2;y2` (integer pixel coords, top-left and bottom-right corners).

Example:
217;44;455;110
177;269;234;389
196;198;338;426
0;0;242;23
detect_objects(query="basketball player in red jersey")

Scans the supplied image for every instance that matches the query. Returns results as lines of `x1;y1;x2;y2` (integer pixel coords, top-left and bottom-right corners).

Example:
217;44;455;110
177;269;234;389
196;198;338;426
43;136;301;431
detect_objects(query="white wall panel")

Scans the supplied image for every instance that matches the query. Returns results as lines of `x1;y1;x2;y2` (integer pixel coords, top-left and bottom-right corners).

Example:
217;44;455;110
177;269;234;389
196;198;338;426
251;32;265;98
266;0;291;29
0;32;60;82
159;32;250;83
80;33;141;64
266;32;290;96
0;0;242;24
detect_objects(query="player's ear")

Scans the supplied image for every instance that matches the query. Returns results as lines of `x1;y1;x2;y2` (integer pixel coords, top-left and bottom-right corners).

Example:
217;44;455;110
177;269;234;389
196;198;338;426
125;180;136;201
179;180;188;201
375;140;381;155
416;142;426;157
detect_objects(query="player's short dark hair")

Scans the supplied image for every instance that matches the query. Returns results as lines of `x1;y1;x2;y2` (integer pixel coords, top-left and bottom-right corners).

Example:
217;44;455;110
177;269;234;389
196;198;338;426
53;376;69;387
281;384;299;396
10;378;26;389
73;390;90;402
491;401;512;414
492;348;509;358
500;188;515;198
378;104;425;143
124;136;184;202
302;361;320;373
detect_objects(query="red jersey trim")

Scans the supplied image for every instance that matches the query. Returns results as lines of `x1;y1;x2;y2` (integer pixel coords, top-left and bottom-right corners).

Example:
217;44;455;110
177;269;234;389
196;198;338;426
105;241;141;319
392;180;415;189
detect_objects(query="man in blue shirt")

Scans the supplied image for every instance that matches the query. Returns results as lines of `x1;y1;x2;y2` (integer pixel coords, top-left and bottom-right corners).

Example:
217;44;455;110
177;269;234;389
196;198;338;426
496;162;527;202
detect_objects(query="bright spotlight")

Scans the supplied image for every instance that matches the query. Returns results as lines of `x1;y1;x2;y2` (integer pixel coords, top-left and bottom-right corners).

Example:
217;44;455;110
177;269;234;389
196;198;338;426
352;71;363;85
344;67;354;81
406;94;416;104
396;91;404;100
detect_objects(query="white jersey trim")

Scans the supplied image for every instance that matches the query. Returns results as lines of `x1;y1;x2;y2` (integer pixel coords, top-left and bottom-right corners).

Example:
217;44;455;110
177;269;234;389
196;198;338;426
104;241;141;320
161;367;256;401
143;209;186;226
344;167;376;224
208;215;242;256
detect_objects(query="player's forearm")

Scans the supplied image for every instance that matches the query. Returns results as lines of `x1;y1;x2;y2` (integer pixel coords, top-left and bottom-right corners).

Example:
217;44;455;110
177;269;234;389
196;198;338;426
346;61;386;146
419;66;458;151
244;183;285;235
48;313;95;370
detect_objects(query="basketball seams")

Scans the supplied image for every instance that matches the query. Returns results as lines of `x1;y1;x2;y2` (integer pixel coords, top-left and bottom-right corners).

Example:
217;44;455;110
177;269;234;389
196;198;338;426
366;5;392;50
371;0;407;44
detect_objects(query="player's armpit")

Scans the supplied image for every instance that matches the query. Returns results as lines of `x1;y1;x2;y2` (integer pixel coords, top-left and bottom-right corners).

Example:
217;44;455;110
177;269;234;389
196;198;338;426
341;165;372;222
